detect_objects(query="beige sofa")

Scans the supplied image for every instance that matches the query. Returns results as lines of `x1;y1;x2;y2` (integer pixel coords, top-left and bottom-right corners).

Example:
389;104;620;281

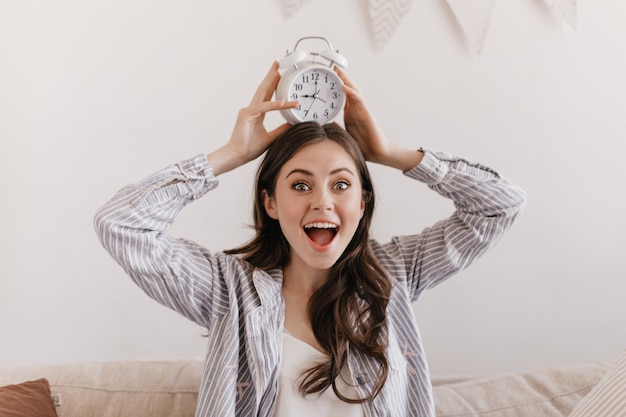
0;358;616;417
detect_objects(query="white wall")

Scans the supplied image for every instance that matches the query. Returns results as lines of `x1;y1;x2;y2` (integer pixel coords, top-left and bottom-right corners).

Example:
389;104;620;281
1;0;625;375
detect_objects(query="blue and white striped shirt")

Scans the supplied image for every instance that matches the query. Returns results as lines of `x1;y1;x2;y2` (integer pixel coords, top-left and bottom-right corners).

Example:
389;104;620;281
94;149;526;417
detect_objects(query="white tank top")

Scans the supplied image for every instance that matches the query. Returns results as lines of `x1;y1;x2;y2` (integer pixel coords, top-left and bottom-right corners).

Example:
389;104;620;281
273;331;365;417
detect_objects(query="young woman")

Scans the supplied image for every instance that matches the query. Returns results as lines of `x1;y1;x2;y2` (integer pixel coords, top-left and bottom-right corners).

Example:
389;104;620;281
94;62;526;417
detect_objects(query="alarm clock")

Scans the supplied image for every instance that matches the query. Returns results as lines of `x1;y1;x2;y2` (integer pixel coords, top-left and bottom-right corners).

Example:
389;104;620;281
275;36;349;125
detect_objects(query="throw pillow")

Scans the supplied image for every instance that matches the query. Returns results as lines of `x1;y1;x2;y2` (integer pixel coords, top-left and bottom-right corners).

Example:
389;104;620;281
568;349;626;417
0;378;58;417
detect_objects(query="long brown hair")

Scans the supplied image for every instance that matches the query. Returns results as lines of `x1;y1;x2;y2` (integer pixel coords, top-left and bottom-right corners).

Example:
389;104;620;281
226;121;391;402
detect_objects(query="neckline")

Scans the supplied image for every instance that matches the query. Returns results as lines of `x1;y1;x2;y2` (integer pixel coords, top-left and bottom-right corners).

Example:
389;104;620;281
283;329;328;357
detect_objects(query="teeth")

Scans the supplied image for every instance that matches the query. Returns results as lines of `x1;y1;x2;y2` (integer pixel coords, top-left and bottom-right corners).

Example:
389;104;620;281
304;222;338;229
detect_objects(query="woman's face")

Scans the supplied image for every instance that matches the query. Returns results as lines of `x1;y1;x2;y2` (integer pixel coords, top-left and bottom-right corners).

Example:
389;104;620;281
263;139;365;272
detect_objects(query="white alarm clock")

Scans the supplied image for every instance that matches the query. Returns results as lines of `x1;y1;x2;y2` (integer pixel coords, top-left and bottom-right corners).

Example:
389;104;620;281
275;36;349;125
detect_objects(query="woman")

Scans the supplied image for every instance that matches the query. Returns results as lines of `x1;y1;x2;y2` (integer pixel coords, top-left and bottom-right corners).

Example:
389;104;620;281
94;62;526;417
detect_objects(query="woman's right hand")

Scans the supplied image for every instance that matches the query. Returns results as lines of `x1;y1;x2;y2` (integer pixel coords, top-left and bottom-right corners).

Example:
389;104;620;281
208;62;298;176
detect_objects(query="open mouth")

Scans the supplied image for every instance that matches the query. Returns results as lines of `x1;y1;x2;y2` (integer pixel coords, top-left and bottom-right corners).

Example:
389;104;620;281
304;222;338;247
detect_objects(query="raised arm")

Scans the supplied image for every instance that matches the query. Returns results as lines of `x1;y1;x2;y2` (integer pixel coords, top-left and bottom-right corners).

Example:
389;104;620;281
337;68;526;300
338;67;423;172
94;63;298;327
209;62;298;175
392;150;527;299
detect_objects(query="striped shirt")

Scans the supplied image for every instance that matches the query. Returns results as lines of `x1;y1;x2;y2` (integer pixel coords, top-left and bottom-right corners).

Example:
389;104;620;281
94;149;526;417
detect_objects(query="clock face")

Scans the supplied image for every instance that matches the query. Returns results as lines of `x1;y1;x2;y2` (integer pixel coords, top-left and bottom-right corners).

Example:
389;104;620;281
286;67;344;124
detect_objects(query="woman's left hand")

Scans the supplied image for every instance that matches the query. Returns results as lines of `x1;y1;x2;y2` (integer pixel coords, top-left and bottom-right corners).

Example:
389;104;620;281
337;67;391;165
338;68;423;171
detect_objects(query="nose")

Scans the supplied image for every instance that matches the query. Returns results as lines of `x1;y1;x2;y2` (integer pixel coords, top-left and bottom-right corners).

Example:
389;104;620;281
311;188;333;211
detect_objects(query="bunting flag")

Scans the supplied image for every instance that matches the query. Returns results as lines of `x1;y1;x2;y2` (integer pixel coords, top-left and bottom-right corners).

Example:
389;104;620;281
280;0;578;52
542;0;578;29
281;0;310;19
446;0;497;55
368;0;414;50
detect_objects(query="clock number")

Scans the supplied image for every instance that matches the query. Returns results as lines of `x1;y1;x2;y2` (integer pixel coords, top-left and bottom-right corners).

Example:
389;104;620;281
313;112;318;120
290;93;298;100
311;73;320;81
302;75;309;83
294;84;303;91
330;82;336;90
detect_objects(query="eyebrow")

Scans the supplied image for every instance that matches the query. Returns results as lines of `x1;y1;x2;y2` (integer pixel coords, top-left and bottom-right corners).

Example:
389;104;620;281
284;167;356;179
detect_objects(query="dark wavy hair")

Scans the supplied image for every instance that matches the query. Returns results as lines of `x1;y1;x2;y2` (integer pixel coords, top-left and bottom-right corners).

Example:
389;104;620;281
226;121;391;402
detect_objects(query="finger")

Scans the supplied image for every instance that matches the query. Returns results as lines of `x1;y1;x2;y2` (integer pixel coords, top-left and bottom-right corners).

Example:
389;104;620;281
263;62;282;102
250;62;279;104
336;67;358;90
243;99;299;119
250;62;281;105
342;83;360;100
341;83;365;112
259;62;282;103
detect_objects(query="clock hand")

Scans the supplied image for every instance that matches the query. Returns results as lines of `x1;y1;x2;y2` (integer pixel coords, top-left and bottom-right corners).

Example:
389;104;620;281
314;92;326;103
311;79;320;99
306;97;316;112
309;88;327;103
301;86;317;99
306;84;320;112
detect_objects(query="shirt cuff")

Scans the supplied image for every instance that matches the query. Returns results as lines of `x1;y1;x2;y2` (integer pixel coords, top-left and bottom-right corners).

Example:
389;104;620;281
175;153;219;199
403;148;449;185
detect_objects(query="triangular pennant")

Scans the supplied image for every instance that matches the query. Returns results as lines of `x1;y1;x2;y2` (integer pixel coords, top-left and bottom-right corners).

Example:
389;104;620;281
445;0;497;55
282;0;310;19
368;0;414;50
542;0;577;30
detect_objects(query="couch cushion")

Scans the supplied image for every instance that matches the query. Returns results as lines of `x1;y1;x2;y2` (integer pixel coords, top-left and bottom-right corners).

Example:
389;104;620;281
0;359;613;417
0;378;58;417
0;360;203;417
568;350;626;417
432;362;612;417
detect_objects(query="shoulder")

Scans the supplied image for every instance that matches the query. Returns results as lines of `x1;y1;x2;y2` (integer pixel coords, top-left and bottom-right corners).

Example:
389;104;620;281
213;251;283;307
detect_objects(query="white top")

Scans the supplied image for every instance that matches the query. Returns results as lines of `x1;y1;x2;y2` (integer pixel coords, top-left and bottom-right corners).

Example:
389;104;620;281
273;331;365;417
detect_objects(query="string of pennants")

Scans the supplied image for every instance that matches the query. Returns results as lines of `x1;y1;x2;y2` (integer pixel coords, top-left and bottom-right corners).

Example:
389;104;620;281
281;0;577;53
